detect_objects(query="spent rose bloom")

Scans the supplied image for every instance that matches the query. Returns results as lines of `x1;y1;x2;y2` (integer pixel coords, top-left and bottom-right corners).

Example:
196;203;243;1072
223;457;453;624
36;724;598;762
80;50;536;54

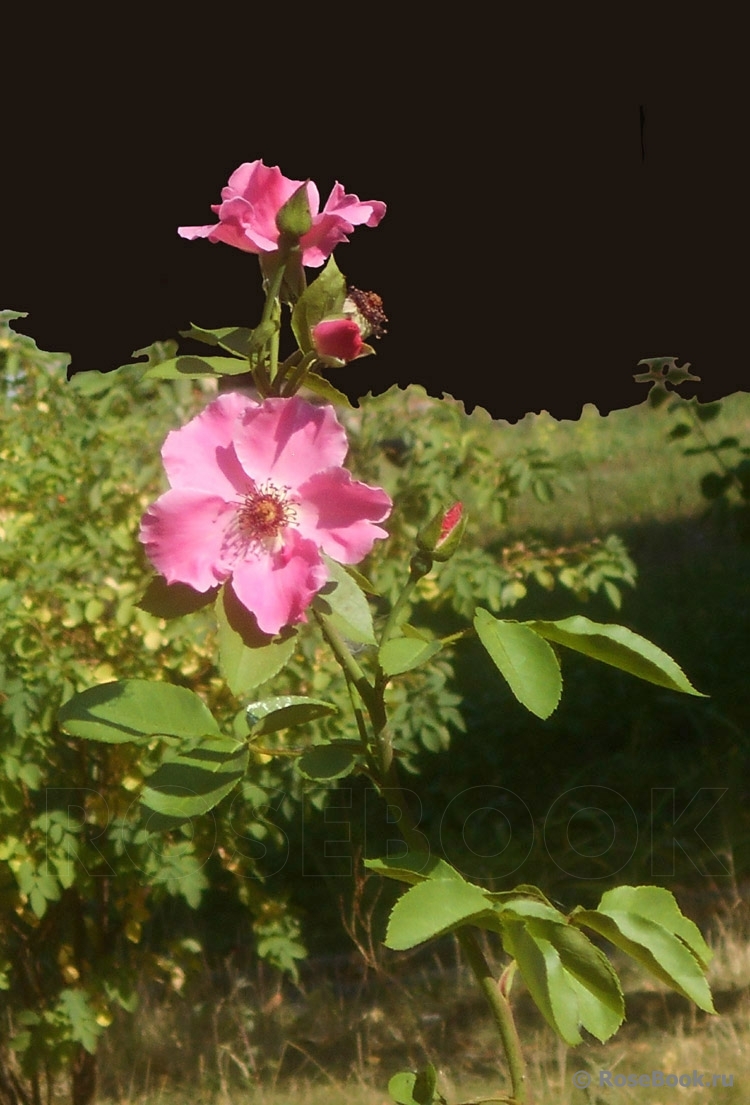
139;394;392;635
178;160;386;268
312;318;366;362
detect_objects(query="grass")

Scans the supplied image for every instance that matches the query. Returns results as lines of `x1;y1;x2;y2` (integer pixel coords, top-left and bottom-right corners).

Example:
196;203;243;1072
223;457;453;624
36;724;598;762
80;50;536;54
92;900;750;1103
493;390;750;538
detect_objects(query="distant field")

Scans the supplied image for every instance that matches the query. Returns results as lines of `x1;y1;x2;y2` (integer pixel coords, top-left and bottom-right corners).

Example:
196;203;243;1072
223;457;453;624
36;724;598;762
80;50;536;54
491;390;750;537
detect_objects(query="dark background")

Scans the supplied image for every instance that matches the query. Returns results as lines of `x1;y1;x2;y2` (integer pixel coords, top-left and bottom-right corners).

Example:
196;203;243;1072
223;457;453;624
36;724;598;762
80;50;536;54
2;17;745;421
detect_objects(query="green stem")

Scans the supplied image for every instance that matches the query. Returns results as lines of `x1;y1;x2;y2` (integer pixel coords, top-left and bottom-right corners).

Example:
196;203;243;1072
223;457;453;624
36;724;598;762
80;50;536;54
260;261;286;385
379;563;422;650
316;580;528;1098
458;931;530;1104
281;349;318;396
312;609;381;724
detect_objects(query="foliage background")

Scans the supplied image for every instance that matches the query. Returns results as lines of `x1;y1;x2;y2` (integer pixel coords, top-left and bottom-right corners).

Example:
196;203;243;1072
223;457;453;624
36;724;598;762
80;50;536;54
2;311;749;1099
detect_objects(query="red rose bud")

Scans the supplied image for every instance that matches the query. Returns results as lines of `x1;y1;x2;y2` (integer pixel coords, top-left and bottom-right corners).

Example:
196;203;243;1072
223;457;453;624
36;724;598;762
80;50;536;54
416;501;467;561
312;318;367;363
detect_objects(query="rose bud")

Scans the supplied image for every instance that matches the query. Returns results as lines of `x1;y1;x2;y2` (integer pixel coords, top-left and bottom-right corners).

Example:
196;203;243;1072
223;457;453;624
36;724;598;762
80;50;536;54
416;502;467;562
312;318;368;364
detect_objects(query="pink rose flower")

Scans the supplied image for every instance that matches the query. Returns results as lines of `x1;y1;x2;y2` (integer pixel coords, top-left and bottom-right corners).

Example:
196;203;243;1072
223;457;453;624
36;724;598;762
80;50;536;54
139;394;392;635
312;318;366;362
178;160;386;268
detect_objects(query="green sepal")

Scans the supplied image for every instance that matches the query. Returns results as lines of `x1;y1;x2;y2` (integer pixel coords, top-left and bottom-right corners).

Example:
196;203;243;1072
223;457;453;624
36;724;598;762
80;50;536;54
275;181;313;238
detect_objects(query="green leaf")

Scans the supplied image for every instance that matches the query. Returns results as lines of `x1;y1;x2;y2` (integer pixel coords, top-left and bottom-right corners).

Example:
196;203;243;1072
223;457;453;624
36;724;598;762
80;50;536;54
388;1063;441;1105
313;555;376;645
216;585;297;695
246;695;338;736
501;920;579;1043
138;577;218;619
141;739;249;830
526;919;624;1037
384;879;496;951
300;371;354;408
58;989;103;1054
595;885;712;970
59;680;220;744
379;637;443;677
297;744;356;781
144;355;253;379
291;256;348;352
473;609;562;720
572;886;715;1013
364;852;464;885
695;400;722;422
524;615;706;696
179;323;254;358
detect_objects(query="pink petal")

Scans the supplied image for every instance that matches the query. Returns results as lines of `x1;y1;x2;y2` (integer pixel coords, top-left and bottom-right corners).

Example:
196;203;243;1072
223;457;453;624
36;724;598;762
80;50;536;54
322;182;387;228
300;184;386;266
178;162;323;258
162;392;255;497
295;469;392;564
139;489;237;592
232;396;348;488
230;529;328;635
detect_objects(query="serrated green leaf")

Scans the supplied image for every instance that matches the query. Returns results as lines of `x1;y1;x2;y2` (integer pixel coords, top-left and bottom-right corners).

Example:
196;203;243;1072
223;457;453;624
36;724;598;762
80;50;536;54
216;585;297;695
59;680;220;744
596;885;712;969
300;371;354;408
379;637;443;677
473;609;562;720
524;615;706;697
525;919;624;1032
313;555;376;645
246;695;337;736
364;852;464;885
572;895;715;1013
144;355;252;380
179;323;254;358
297;744;356;781
385;879;495;951
141;739;249;830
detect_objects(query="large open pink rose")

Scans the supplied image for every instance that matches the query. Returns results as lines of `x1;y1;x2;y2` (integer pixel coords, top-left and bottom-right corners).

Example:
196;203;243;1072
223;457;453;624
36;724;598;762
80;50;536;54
139;394;391;635
178;161;386;267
